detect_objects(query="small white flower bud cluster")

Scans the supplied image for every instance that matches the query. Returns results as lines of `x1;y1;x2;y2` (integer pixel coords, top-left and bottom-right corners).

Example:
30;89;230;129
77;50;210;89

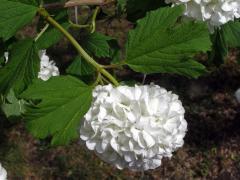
166;0;240;31
0;163;7;180
80;84;187;171
38;50;59;81
3;50;59;81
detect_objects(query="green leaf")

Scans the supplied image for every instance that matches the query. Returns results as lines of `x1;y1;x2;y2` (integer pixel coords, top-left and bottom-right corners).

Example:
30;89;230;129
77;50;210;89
81;32;112;58
0;39;40;95
13;0;39;6
0;56;4;66
210;29;228;66
0;49;5;66
0;0;38;40
126;6;211;78
109;39;122;64
66;56;95;76
209;21;240;66
1;89;25;118
36;22;70;49
117;0;127;12
21;76;93;145
222;21;240;47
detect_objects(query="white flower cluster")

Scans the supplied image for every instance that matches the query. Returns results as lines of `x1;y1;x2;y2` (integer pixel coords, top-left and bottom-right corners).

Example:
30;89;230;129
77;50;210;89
3;50;59;81
166;0;240;31
80;84;187;171
0;163;7;180
38;50;59;81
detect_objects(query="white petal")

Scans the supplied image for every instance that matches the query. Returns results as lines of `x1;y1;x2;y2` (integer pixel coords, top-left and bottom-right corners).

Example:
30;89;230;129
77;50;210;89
86;140;97;150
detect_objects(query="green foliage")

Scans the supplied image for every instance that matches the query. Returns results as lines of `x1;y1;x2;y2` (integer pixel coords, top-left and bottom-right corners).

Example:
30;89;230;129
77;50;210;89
210;30;228;66
66;56;95;77
0;39;40;95
21;76;93;145
222;21;240;47
81;32;112;58
210;21;240;66
109;40;122;64
13;0;39;6
0;56;4;66
1;0;240;150
117;0;127;12
126;6;211;78
0;0;38;40
1;89;25;118
36;22;70;49
0;49;5;66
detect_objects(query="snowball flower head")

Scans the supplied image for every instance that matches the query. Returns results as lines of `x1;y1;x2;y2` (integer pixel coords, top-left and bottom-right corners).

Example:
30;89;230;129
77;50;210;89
80;84;187;171
166;0;240;31
38;50;59;81
0;163;7;180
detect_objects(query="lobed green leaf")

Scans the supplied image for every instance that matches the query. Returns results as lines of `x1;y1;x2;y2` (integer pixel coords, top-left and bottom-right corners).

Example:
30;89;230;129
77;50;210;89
222;21;240;47
126;6;212;78
0;0;38;40
36;22;70;49
66;56;95;77
21;76;93;145
0;39;40;95
1;89;26;118
81;32;113;58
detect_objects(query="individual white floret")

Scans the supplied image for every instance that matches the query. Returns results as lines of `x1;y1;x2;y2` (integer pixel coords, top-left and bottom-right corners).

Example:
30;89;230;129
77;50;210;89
38;50;59;81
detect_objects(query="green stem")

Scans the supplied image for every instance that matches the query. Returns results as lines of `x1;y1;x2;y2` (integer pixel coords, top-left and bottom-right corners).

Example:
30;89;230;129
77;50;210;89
90;6;100;33
99;75;104;85
69;20;91;29
91;72;101;87
38;8;119;86
35;23;49;41
102;62;125;69
101;75;112;84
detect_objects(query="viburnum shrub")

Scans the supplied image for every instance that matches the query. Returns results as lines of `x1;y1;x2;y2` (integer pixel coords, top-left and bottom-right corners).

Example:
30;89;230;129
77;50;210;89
0;0;240;174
